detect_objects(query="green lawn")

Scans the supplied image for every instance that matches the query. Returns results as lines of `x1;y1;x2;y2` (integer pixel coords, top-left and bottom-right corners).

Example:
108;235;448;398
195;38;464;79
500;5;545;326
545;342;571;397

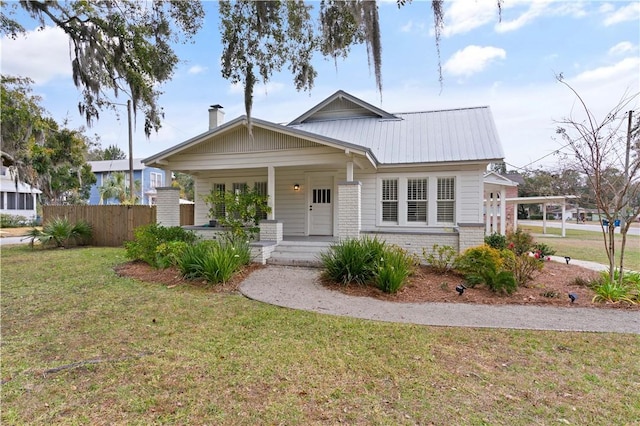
519;225;640;271
2;247;639;425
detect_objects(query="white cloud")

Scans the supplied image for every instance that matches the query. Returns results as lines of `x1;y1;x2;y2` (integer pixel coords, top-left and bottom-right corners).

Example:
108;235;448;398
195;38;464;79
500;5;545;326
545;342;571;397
0;26;70;84
400;20;414;33
443;45;506;77
608;41;635;56
187;65;208;75
440;0;497;37
572;57;640;83
495;0;587;33
603;2;640;26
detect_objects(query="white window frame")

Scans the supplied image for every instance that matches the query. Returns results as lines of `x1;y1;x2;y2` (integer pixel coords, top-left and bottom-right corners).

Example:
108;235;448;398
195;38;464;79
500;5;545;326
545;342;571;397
377;174;458;227
380;178;398;223
436;177;456;224
149;172;163;188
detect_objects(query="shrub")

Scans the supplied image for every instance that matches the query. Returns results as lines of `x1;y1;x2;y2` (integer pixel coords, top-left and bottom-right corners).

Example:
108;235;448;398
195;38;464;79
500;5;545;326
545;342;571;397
506;229;534;256
454;245;516;294
320;237;386;285
532;242;556;259
375;246;414;294
177;240;250;284
27;217;93;248
501;249;543;287
591;280;635;304
155;241;190;269
422;244;456;273
0;214;31;228
484;233;507;250
125;224;197;267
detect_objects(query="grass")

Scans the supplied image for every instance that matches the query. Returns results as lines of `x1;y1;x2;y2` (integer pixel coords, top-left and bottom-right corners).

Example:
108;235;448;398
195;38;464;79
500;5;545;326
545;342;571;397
2;246;640;425
519;225;640;271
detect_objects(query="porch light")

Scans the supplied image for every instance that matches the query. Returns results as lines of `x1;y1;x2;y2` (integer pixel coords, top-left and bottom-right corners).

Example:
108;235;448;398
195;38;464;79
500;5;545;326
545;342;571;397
293;184;300;191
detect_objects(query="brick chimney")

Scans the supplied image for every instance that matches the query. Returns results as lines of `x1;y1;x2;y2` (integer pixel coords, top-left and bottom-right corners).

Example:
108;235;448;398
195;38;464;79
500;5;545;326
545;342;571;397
208;104;224;130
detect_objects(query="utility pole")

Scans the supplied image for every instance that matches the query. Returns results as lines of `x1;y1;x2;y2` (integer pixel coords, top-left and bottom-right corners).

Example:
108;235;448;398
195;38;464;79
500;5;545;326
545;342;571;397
127;99;134;204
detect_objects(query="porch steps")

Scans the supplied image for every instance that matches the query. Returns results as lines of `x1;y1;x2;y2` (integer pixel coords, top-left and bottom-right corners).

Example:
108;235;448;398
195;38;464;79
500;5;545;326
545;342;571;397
267;240;332;267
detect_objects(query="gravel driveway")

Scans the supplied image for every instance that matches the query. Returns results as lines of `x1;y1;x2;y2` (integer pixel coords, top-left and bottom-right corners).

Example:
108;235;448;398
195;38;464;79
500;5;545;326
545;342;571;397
240;265;640;334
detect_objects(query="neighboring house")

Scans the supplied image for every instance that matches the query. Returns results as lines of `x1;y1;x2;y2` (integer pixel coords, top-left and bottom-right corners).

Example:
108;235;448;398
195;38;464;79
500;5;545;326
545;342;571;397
0;165;41;221
87;159;167;205
143;90;505;255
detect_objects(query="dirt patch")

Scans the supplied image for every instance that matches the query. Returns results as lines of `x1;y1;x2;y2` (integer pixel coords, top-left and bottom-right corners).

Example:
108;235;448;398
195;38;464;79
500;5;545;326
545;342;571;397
114;261;265;294
116;260;638;310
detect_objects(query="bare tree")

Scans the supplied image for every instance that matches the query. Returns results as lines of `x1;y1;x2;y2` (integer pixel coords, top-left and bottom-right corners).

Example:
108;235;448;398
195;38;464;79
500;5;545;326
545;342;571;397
555;75;639;283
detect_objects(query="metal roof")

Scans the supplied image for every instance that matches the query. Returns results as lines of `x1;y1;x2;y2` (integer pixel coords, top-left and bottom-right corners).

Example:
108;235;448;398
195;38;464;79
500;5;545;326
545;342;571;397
88;159;146;172
288;106;504;165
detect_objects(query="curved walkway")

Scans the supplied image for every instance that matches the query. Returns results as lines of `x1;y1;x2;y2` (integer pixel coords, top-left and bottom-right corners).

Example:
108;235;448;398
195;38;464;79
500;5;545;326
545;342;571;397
239;265;640;334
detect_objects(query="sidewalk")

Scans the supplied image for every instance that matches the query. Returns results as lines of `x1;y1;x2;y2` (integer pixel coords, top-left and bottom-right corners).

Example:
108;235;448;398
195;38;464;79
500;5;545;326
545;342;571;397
239;265;640;335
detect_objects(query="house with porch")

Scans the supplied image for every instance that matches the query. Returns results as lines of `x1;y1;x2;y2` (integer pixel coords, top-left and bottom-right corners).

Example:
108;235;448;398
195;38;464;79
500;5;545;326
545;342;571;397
87;159;167;205
144;90;505;263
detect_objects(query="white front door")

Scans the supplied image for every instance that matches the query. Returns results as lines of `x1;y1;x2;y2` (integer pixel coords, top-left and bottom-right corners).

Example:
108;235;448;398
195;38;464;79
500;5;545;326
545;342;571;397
309;176;333;235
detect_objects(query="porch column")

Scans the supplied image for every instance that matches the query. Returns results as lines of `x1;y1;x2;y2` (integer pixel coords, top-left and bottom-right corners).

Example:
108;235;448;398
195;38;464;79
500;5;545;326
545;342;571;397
491;193;498;233
259;220;283;243
267;165;275;220
542;203;548;234
155;186;180;226
337;181;361;240
485;193;491;234
561;199;566;237
346;161;354;181
513;202;519;232
499;188;507;235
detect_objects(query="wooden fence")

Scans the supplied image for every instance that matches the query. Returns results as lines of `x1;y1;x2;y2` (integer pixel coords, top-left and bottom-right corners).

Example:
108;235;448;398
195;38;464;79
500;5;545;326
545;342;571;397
43;204;195;246
43;205;156;247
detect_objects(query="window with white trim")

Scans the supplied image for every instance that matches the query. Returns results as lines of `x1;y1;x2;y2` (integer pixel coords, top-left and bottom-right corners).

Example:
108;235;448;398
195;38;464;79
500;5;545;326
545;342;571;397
211;183;226;219
150;172;163;188
437;177;455;223
407;178;428;222
254;181;268;220
381;179;398;222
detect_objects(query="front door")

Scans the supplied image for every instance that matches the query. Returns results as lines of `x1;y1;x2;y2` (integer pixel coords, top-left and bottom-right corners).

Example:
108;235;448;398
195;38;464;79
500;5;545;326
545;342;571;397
309;176;333;235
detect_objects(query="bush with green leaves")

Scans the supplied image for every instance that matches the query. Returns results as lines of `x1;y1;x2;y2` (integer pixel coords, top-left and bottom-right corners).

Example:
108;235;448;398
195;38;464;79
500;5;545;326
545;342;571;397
320;237;386;285
177;239;250;284
375;246;414;294
0;213;32;228
155;241;190;269
422;244;456;273
532;242;556;259
25;217;92;248
454;245;516;294
591;271;639;304
202;185;271;241
506;229;534;256
125;224;197;267
484;233;507;250
501;249;543;287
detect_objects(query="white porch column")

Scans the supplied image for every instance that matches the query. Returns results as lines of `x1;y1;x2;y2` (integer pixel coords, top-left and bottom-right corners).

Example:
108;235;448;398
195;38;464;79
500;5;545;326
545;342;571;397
485;195;491;234
155;187;180;226
267;165;275;220
561;200;566;237
542;203;548;234
491;193;498;233
346;161;354;181
337;181;361;240
499;188;507;235
513;202;519;232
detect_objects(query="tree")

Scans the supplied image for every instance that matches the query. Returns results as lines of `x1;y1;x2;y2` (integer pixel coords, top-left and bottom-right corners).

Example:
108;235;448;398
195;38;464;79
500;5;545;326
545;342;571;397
98;171;141;205
87;144;127;161
172;172;194;201
30;119;97;205
1;1;204;136
0;75;46;183
555;76;640;284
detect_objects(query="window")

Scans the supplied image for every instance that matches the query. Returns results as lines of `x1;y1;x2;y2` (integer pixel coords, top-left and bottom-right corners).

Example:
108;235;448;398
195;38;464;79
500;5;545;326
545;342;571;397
407;178;428;222
26;193;34;210
211;183;226;219
381;179;398;222
150;172;162;188
254;181;268;220
312;188;331;204
7;192;16;210
437;177;455;223
232;182;247;195
0;192;4;209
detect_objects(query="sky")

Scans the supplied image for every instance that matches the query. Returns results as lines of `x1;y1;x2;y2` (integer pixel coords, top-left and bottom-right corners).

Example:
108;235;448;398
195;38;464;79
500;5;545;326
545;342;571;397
1;0;639;171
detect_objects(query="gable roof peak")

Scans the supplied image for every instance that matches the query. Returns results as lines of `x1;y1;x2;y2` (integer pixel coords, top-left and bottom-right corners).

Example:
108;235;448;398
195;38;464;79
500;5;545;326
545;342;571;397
288;90;398;125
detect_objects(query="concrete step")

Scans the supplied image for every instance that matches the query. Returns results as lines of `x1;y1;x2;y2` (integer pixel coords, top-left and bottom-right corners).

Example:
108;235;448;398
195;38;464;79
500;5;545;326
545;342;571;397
266;241;331;267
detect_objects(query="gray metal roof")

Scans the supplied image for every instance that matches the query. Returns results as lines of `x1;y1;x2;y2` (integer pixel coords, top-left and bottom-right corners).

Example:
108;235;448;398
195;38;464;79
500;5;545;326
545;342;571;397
88;159;146;172
288;106;504;165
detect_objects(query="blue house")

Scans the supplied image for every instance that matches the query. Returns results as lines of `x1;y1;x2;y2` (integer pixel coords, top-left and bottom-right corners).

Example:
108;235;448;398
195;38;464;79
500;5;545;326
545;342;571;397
87;159;167;205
